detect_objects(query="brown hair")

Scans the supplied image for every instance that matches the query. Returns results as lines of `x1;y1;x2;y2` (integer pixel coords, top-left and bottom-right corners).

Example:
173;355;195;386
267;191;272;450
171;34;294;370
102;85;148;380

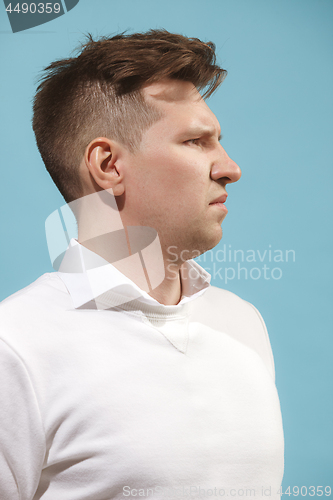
32;29;226;203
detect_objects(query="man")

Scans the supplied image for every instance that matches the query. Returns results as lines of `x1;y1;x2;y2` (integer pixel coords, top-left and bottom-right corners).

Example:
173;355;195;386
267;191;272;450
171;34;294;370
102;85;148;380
0;30;284;499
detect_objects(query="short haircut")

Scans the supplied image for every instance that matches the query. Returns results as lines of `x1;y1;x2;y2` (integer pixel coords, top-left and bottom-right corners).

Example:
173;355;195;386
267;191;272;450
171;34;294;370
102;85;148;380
32;29;226;203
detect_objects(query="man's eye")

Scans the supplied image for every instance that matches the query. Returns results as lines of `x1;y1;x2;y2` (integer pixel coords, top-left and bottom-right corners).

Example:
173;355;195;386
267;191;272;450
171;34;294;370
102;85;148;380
186;138;200;145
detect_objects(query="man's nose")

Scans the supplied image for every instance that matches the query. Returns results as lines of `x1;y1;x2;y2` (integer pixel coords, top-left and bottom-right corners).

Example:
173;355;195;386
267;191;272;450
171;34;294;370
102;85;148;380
210;146;242;184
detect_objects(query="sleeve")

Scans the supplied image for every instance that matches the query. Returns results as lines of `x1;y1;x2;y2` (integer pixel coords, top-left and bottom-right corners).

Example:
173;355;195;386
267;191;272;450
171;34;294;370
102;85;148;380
0;339;46;500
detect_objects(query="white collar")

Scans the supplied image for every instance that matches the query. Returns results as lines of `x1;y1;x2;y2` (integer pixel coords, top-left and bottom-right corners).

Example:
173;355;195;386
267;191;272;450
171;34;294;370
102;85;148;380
56;239;211;310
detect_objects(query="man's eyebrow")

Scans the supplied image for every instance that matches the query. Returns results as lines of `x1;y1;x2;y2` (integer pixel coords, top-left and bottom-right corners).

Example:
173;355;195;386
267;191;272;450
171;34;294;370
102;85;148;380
184;127;222;140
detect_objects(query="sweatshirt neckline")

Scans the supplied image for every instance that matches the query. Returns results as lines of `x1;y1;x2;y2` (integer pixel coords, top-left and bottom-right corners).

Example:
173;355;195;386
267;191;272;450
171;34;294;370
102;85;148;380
57;238;211;312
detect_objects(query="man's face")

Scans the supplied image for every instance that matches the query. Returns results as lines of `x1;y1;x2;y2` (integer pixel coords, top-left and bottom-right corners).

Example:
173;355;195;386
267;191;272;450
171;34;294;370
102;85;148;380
120;79;241;260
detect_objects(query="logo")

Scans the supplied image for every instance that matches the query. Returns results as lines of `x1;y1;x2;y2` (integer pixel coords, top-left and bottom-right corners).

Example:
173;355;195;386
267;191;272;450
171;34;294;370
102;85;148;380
3;0;80;33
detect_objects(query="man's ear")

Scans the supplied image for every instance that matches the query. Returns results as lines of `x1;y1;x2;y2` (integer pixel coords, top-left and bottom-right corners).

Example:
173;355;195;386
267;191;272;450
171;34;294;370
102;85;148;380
84;137;125;196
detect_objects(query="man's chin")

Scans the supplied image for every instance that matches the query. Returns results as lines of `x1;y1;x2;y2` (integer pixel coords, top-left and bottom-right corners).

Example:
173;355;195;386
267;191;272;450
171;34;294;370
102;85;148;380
201;237;223;257
163;225;223;263
204;226;223;252
189;228;223;260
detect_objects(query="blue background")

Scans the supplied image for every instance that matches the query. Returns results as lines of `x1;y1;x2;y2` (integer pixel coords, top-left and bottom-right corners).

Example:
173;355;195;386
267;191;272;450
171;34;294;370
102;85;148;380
0;0;332;494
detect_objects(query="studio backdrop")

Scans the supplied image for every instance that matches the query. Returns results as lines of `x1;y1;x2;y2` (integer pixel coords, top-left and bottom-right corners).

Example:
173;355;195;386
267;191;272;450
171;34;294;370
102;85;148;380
0;0;332;496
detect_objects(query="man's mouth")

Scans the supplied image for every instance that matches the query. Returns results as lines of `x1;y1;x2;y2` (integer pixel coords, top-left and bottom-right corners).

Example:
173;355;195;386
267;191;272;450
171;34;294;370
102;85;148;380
210;194;228;205
209;193;228;212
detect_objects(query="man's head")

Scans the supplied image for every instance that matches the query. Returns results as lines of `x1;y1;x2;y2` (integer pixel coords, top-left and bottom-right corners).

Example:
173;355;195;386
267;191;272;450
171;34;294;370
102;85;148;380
34;30;241;264
32;29;226;204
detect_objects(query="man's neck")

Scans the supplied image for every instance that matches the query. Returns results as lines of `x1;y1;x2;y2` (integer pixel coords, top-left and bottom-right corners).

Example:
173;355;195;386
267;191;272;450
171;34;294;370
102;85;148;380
77;231;184;306
147;261;182;305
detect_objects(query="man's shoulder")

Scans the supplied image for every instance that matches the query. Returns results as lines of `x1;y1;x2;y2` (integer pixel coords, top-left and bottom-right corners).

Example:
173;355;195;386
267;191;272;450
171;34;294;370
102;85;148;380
192;285;275;379
0;273;70;333
196;284;262;320
1;273;68;309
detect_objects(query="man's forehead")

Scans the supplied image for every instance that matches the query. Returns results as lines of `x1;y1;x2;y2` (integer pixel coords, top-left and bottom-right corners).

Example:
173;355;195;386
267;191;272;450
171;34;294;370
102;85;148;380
142;79;220;134
142;79;202;103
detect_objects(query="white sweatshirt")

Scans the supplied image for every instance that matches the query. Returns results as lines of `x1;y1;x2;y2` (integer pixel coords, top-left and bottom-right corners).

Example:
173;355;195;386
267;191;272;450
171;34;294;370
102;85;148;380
0;240;284;500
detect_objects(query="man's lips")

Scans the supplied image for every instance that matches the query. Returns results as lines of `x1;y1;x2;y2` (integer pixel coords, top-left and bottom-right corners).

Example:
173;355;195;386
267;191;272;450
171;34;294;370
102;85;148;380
209;193;228;212
210;194;228;205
